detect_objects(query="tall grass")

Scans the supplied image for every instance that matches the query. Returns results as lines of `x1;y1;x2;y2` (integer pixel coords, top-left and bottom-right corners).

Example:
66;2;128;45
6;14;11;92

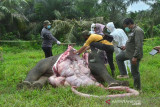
0;38;160;107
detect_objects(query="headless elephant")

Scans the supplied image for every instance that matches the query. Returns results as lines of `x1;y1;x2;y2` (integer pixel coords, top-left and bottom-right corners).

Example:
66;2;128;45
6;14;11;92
17;52;128;89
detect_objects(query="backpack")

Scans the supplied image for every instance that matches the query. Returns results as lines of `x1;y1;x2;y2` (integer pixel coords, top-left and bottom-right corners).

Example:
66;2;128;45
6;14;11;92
97;33;113;42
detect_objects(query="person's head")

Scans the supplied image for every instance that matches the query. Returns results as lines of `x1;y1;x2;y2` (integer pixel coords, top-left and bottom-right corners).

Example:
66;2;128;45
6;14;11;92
43;20;51;29
123;18;134;32
94;23;105;35
82;30;90;41
91;23;96;31
106;22;115;33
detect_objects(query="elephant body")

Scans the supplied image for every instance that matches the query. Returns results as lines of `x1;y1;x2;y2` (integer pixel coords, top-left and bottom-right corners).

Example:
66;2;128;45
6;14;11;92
18;51;128;89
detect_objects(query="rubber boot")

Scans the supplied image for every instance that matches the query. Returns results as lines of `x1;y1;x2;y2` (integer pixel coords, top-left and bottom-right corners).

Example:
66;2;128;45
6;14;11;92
134;77;141;90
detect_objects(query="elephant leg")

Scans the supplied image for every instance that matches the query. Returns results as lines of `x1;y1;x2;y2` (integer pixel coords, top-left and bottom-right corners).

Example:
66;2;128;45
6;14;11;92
89;52;117;84
32;76;49;89
89;52;129;86
24;55;60;83
17;55;60;89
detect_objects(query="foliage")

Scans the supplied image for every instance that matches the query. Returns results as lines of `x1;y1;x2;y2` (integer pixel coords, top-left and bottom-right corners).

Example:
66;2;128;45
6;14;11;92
0;0;29;39
0;0;160;40
0;32;18;40
131;0;160;38
153;24;160;36
51;19;93;44
0;46;3;61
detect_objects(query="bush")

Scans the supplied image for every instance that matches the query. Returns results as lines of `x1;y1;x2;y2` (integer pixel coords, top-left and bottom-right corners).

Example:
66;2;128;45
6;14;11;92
51;19;93;44
153;24;160;36
0;32;17;40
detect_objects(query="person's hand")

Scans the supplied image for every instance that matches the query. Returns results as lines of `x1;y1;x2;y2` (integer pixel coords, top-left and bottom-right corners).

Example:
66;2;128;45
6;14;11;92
73;51;80;55
153;46;160;53
57;41;61;45
73;51;77;54
132;57;137;65
121;46;126;50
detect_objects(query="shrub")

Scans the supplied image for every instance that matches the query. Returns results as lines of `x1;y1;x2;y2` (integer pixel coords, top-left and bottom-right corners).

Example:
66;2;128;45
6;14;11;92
0;32;17;40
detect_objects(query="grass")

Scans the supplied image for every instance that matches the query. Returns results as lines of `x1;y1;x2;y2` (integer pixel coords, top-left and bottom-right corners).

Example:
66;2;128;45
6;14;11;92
0;38;160;107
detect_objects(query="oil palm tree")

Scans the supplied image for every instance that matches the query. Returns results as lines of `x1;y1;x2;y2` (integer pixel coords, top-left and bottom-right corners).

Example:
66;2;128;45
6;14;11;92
0;0;29;39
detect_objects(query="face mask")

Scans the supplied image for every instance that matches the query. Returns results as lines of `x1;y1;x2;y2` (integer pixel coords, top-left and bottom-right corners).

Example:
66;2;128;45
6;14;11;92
125;27;131;32
107;29;111;33
47;25;51;29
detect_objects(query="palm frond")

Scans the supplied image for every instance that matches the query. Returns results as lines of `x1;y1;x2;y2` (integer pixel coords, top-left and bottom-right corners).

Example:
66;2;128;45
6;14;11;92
53;10;62;19
50;19;93;43
0;6;10;14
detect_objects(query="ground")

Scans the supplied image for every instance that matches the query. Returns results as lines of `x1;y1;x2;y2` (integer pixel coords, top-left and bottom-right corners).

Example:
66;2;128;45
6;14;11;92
0;38;160;106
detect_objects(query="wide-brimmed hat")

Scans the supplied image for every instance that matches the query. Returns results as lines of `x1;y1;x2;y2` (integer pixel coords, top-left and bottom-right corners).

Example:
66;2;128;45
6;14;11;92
43;20;51;25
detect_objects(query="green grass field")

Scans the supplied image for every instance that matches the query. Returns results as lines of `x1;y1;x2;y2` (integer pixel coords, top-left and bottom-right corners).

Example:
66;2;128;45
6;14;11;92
0;38;160;107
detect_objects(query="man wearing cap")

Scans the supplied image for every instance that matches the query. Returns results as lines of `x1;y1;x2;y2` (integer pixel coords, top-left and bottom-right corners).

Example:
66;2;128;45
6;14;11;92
74;30;115;76
41;20;61;58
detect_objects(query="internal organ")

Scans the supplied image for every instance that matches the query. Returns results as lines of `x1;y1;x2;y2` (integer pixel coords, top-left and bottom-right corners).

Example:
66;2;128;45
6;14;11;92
49;46;99;87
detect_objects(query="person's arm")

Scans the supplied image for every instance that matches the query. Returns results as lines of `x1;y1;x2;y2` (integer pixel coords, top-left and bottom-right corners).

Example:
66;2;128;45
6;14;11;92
121;30;128;46
48;32;61;44
74;46;87;54
154;46;160;53
132;29;144;64
154;46;160;49
47;32;58;42
75;35;93;54
75;46;90;55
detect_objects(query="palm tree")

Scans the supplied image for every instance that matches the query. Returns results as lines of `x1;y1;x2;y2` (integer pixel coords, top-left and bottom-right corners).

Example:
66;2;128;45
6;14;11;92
0;0;29;23
134;0;160;38
0;0;29;39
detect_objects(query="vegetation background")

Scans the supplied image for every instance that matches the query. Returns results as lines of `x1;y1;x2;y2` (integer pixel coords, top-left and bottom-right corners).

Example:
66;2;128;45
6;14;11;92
0;0;160;106
0;0;160;42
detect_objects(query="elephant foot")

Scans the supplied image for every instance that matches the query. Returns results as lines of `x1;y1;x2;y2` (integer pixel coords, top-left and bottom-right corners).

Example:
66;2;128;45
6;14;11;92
108;82;119;87
108;81;129;87
31;82;43;89
117;81;129;86
17;81;31;89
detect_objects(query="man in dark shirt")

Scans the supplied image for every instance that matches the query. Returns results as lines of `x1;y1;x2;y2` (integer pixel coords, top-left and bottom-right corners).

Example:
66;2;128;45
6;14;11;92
116;18;144;90
41;20;61;58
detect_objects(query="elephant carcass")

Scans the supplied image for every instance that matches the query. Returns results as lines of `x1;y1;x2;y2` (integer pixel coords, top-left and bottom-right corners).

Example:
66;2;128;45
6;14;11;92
48;46;139;98
18;44;127;89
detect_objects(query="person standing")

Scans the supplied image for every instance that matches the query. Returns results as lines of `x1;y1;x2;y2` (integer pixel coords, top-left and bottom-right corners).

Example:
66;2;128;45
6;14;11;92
116;18;144;90
106;22;131;77
41;20;61;58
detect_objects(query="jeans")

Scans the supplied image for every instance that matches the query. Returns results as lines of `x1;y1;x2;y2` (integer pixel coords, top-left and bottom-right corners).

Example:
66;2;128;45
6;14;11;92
116;51;141;89
90;42;115;71
42;47;53;58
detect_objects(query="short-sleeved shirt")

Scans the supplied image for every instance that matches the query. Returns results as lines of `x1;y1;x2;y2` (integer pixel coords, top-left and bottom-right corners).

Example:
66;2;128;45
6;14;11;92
83;34;113;47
